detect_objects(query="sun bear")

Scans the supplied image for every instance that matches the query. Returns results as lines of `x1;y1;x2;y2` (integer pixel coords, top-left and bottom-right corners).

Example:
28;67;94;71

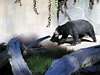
50;19;96;45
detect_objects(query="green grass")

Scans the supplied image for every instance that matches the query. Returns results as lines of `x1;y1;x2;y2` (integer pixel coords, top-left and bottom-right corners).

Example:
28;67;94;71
0;47;68;75
26;47;70;75
27;55;53;75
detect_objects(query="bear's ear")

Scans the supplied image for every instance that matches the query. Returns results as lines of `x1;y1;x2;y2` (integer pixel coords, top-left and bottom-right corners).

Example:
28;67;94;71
58;26;61;27
57;26;61;29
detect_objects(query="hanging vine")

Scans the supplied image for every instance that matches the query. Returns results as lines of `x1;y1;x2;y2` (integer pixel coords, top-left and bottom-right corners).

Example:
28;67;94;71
89;0;100;9
57;0;100;22
33;0;39;15
15;0;22;6
97;0;99;3
57;0;66;21
89;0;94;9
74;0;77;3
46;0;52;27
58;0;68;14
14;0;100;27
57;0;73;22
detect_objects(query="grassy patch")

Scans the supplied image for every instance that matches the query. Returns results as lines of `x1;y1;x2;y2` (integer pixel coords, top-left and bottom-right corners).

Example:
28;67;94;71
27;55;53;75
26;47;70;75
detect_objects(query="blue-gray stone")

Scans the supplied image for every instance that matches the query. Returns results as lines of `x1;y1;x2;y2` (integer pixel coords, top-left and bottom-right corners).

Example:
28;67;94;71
45;45;100;75
8;37;32;75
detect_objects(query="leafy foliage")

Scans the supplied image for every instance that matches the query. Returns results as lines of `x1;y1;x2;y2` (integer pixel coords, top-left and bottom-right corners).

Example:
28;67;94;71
33;0;39;15
47;0;52;27
15;0;22;6
89;0;99;9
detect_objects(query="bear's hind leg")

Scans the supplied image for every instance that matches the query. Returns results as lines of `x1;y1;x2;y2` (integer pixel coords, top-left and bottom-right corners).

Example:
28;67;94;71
88;29;96;42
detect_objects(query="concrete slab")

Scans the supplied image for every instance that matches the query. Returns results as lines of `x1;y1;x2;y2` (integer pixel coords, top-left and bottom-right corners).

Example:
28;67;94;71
60;35;100;51
41;35;100;51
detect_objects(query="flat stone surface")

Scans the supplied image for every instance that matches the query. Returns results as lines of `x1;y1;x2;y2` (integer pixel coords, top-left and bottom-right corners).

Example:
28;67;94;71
59;35;100;51
41;35;100;51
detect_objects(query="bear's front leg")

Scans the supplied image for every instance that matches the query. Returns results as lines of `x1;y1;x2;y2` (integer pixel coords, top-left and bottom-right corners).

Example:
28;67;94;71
72;32;80;46
57;35;68;45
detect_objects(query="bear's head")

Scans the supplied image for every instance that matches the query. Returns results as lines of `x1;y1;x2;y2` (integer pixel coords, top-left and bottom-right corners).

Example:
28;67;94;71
50;26;61;42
